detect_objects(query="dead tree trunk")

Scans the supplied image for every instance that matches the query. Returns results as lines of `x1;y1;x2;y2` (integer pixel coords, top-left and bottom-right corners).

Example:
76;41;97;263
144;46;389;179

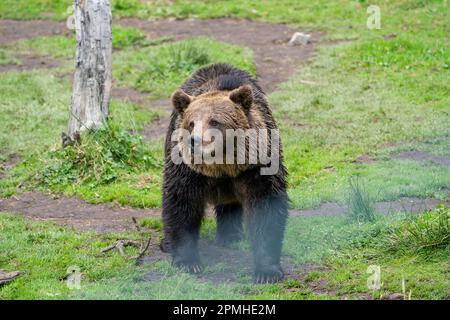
65;0;112;145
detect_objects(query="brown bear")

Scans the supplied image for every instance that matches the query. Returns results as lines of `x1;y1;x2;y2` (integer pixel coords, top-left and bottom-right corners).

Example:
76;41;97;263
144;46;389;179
162;63;288;283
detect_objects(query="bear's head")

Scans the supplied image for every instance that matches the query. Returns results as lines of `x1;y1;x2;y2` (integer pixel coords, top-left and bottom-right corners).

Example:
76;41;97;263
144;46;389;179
171;85;261;177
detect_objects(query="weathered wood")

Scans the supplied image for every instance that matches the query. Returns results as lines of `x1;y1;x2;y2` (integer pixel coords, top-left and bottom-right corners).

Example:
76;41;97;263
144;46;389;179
0;269;20;286
66;0;112;144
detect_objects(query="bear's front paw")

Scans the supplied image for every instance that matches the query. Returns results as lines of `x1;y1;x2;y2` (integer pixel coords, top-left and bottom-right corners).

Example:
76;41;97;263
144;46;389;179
173;257;203;274
254;265;284;284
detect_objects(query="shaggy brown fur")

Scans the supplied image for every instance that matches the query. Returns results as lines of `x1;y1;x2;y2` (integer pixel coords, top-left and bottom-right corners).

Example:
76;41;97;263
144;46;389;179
162;63;288;283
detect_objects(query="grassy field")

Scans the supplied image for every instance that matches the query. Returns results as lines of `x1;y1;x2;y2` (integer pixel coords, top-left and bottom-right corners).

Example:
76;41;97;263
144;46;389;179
0;0;449;299
1;206;448;299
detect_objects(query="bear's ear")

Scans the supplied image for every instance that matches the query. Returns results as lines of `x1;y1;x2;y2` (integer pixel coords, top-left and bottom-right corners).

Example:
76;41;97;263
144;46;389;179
171;89;192;113
229;85;253;113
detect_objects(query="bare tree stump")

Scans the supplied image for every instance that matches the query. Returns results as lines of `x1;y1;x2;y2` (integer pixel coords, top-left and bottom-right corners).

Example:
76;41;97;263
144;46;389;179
66;0;112;145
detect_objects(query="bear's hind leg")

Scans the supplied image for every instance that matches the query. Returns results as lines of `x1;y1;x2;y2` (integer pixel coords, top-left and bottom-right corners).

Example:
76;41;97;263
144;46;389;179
215;203;243;247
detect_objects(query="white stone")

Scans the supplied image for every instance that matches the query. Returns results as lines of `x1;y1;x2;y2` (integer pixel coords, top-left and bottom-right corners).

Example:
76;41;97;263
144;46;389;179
288;32;311;46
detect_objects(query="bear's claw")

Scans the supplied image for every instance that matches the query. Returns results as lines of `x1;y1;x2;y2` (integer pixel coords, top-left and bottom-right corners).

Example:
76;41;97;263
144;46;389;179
173;259;204;274
254;266;284;284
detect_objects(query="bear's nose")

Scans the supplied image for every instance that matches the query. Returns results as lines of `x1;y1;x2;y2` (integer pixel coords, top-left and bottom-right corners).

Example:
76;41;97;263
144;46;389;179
190;135;202;154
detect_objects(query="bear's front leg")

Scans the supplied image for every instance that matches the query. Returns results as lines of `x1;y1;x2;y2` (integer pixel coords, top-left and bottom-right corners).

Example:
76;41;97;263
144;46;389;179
162;181;206;274
245;193;288;284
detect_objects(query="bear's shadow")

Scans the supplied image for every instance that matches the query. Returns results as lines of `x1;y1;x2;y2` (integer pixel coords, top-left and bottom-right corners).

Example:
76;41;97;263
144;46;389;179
141;240;302;284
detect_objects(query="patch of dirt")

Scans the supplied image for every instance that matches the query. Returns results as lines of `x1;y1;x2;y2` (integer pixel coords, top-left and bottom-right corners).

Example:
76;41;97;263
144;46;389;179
0;153;21;179
392;150;450;167
0;19;69;45
118;18;321;93
111;87;151;108
0;54;62;73
354;154;374;164
0;192;160;233
141;116;171;141
141;239;305;285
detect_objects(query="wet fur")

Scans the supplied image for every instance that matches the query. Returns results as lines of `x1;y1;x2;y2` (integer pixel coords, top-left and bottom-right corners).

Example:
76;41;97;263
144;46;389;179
162;63;288;283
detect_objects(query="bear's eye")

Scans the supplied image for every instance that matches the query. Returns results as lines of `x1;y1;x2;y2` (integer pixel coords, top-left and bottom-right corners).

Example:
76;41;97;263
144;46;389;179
188;121;195;130
209;119;220;127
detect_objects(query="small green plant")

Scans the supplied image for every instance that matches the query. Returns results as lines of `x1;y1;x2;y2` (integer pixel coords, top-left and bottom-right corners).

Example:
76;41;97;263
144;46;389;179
346;176;376;223
140;217;163;231
0;48;19;65
39;123;159;187
200;218;217;241
135;40;210;93
114;37;256;98
382;206;450;254
112;25;146;49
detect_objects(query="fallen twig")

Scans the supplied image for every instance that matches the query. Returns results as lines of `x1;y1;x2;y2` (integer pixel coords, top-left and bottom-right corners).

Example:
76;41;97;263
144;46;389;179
101;240;140;257
130;236;153;260
0;269;21;286
101;217;153;260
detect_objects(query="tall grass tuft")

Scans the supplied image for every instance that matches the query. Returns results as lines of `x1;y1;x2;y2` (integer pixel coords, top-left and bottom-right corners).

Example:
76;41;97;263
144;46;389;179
136;40;210;92
346;175;376;223
382;205;450;254
38;123;160;187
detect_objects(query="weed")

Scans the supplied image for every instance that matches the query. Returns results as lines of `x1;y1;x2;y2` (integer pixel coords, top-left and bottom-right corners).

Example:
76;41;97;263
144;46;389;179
140;217;163;231
382;206;450;254
346;176;376;223
38;123;160;187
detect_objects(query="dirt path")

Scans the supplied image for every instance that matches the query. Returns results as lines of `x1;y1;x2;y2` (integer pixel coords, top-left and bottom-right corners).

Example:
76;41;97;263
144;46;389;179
0;54;62;73
392;151;450;167
0;19;69;44
1;191;448;233
0;192;160;233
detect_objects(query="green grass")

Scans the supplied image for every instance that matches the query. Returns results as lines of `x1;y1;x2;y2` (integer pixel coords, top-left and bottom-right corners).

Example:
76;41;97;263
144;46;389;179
2;207;448;299
318;207;450;300
114;37;256;98
0;213;140;299
0;70;162;206
346;176;376;223
11;36;75;59
0;71;156;159
275;39;449;207
0;72;70;158
0;49;19;65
